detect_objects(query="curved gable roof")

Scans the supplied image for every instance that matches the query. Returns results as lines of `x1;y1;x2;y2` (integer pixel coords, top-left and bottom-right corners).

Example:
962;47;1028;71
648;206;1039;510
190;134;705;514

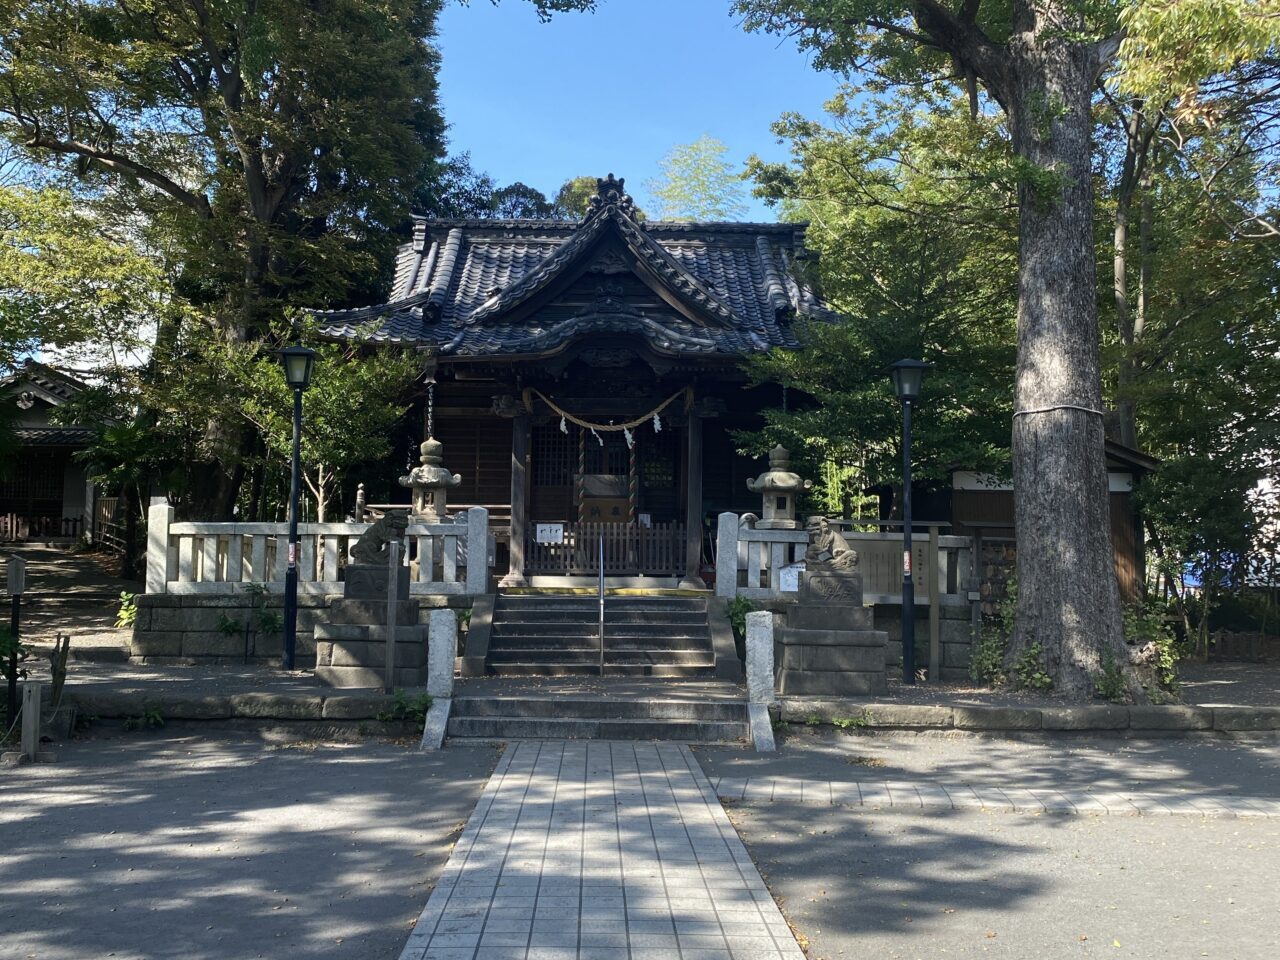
311;175;830;359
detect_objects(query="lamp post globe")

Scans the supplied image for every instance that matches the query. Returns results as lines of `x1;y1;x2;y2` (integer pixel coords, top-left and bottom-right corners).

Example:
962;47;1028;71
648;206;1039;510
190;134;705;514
888;359;931;684
277;345;317;670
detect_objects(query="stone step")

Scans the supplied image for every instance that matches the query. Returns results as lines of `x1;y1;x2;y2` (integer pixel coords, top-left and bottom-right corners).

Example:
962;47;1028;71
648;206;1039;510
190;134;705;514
496;596;706;612
446;715;746;742
451;697;747;722
70;645;130;663
488;634;712;650
488;627;711;642
487;648;714;666
486;663;717;678
490;609;709;625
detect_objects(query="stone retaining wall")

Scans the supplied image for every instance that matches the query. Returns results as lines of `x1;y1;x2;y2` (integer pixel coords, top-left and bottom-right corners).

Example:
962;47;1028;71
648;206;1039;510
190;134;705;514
872;602;975;682
781;699;1280;734
130;593;469;667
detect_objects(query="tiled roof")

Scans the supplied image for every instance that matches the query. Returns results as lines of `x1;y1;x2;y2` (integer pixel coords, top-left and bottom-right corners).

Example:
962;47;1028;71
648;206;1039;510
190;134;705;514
312;176;830;359
2;361;87;404
15;426;97;446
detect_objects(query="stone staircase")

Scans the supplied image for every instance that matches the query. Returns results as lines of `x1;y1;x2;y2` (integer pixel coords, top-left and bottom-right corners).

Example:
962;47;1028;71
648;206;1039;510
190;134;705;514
486;593;717;677
446;680;749;742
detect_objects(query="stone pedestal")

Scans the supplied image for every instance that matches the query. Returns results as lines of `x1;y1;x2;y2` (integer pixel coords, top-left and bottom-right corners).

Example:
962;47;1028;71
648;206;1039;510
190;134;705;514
314;561;426;688
343;562;410;600
775;569;887;696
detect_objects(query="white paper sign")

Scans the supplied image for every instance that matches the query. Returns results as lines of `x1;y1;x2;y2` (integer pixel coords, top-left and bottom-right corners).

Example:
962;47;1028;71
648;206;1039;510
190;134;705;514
535;523;564;544
779;562;805;593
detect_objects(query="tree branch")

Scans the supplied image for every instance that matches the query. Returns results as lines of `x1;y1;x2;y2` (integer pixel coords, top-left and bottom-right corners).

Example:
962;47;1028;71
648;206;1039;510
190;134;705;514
20;129;213;218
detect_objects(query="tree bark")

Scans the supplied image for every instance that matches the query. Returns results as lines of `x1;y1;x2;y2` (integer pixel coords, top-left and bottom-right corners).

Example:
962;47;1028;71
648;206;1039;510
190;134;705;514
1004;6;1142;700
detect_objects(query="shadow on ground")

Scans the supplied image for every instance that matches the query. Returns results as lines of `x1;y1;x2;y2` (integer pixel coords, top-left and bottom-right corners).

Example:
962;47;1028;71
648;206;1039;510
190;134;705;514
697;728;1280;798
724;801;1280;959
0;734;497;960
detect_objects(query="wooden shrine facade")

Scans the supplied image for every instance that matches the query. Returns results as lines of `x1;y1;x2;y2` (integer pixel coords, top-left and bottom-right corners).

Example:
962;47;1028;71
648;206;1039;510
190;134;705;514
312;175;830;584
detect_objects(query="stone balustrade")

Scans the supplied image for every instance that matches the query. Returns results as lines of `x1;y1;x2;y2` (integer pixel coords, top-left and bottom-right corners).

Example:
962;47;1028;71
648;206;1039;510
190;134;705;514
145;502;489;598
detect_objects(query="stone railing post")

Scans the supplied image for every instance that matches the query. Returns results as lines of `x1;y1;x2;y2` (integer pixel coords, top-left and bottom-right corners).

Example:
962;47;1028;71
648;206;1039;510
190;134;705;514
421;607;457;751
465;506;489;595
145;500;174;594
744;609;776;752
715;512;738;598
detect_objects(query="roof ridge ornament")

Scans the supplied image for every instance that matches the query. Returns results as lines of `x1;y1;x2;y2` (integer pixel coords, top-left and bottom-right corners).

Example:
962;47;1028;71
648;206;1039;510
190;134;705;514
587;173;636;218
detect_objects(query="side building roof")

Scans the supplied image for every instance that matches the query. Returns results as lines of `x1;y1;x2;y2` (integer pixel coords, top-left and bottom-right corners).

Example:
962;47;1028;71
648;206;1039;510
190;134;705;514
310;175;830;361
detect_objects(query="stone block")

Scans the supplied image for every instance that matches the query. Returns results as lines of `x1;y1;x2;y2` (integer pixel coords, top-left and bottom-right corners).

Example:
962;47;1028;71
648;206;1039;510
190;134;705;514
229;692;323;719
778;642;885;674
940;667;970;684
252;632;284;658
314;622;427;644
953;706;1042;730
327;598;419;626
181;633;247;658
428;608;457;699
144;695;233;720
130;630;184;658
326;638;426;669
137;594;182;608
1128;706;1213;731
800;570;864;605
1040;706;1129;730
67;690;139;718
151;606;247;633
322;694;394;719
943;642;971;669
940;620;973;645
314;665;426;689
344;562;411;600
179;594;255;608
777;627;886;647
776;670;885;697
1213;706;1280;731
786;604;873;631
863;704;953;728
745;611;774;704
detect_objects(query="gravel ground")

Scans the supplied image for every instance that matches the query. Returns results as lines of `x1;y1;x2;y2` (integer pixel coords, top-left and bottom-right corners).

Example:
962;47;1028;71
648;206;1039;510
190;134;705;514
0;735;499;960
724;801;1280;960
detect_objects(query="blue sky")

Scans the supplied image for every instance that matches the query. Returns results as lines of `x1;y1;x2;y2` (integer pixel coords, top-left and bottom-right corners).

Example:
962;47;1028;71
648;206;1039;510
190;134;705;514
435;0;844;219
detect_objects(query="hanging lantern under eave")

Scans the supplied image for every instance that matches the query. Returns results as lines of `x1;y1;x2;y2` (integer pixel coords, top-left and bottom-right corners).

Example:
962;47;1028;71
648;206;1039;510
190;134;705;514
745;445;812;530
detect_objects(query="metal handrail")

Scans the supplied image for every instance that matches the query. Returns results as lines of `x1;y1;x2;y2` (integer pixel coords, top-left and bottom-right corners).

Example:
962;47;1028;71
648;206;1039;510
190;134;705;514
597;534;605;675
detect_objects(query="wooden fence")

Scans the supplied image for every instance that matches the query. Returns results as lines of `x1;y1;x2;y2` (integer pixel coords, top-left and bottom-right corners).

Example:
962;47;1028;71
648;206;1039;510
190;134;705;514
0;513;83;541
145;502;489;597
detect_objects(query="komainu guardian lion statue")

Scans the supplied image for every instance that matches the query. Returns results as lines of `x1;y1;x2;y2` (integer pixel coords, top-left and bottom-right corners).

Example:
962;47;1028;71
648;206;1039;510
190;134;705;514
350;511;409;564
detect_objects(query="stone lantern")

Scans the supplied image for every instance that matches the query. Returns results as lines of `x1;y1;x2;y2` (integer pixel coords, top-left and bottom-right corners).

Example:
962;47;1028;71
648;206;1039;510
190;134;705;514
399;437;462;521
745;445;811;530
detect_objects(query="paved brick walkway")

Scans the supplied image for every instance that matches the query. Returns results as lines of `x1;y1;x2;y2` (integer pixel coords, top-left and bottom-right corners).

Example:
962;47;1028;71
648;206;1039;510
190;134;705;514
710;776;1280;817
399;741;804;960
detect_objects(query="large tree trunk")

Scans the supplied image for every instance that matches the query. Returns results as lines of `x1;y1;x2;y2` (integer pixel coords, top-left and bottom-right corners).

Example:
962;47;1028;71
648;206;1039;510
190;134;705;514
1005;7;1143;700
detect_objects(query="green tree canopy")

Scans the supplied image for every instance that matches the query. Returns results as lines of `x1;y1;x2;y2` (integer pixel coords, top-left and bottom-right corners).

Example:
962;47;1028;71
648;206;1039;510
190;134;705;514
647;135;750;221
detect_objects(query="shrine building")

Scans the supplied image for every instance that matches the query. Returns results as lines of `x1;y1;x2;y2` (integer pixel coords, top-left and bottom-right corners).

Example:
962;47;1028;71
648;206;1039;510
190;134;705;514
312;175;830;587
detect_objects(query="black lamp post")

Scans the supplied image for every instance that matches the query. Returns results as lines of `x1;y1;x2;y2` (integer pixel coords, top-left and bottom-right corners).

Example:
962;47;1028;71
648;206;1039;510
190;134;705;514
278;345;317;671
888;359;931;684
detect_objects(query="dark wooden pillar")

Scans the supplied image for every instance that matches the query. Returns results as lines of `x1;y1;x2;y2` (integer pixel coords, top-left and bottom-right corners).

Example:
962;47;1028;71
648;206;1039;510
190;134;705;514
682;411;705;587
502;411;530;587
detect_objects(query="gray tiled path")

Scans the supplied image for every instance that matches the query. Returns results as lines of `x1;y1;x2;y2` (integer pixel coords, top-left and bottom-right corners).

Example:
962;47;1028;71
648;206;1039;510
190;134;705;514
399;741;804;960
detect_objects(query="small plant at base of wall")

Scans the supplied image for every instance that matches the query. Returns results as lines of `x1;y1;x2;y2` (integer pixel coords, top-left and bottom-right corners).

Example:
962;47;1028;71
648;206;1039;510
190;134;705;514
376;690;433;733
122;708;165;732
115;592;137;629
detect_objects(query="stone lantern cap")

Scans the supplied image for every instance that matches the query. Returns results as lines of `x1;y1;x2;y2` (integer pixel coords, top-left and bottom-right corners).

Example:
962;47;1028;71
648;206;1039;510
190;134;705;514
400;436;462;520
746;446;812;496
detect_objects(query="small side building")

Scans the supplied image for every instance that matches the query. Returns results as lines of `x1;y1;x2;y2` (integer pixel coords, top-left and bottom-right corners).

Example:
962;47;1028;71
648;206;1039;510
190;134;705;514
1;362;98;543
